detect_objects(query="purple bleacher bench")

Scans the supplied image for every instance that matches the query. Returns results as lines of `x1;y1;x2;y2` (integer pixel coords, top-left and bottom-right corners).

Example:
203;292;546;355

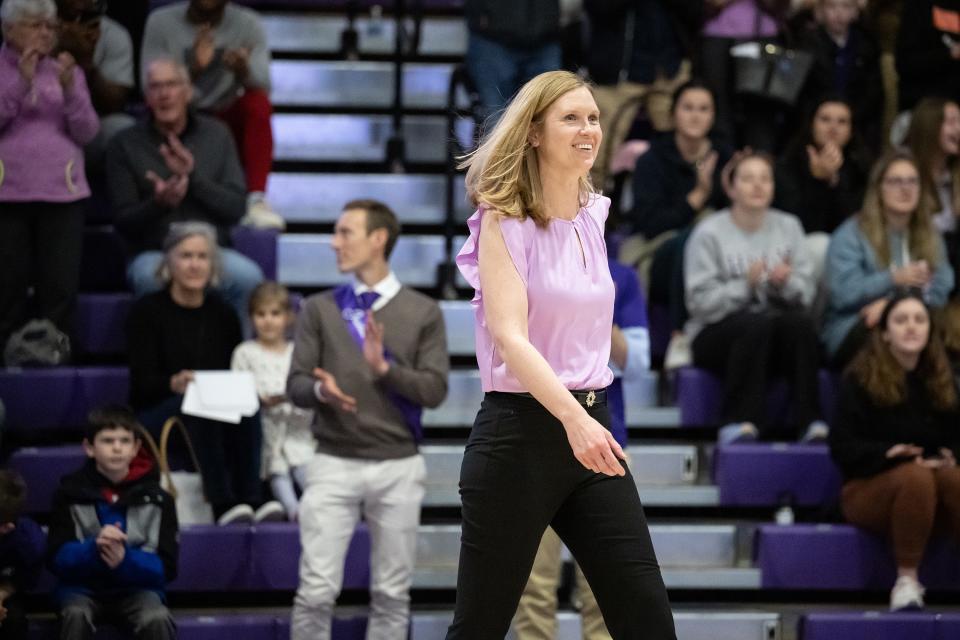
647;304;670;363
676;367;840;428
714;443;842;507
75;294;132;356
170;526;252;591
800;612;937;640
80;227;128;293
7;445;85;515
231;227;278;281
0;368;77;431
30;614;282;639
757;524;960;590
71;367;130;426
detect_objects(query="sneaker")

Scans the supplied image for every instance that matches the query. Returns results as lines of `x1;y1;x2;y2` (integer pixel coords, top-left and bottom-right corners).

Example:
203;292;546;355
241;194;286;230
664;333;693;370
254;500;286;523
890;575;925;611
717;422;759;446
216;503;255;526
800;420;830;444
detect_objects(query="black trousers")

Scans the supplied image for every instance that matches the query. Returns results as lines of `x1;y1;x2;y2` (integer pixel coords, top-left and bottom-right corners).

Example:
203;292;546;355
692;309;822;436
59;590;175;640
0;201;85;349
139;396;263;517
0;595;27;640
446;392;676;640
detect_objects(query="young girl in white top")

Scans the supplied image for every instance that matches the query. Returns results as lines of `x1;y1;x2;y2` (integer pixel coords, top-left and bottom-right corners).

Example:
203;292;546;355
231;282;316;520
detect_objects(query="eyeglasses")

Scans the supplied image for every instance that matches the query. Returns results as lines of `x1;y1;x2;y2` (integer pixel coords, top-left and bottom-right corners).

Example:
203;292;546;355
147;79;187;93
882;176;920;189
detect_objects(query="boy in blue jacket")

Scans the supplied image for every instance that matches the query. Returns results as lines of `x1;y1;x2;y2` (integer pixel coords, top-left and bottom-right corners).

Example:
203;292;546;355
47;406;178;640
0;470;45;640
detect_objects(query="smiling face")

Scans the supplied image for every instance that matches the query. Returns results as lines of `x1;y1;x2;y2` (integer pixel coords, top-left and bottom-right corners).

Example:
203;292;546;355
530;86;602;177
940;102;960;157
673;87;715;141
730;156;775;212
812;101;853;149
880;159;921;226
4;13;58;56
84;427;139;482
883;298;930;361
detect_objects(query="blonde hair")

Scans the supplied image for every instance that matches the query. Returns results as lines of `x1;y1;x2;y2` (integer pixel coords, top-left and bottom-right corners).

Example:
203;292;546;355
906;97;960;217
857;150;941;268
459;70;597;228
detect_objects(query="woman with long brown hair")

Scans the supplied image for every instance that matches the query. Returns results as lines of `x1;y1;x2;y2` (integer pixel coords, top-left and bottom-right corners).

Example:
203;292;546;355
830;290;960;610
822;151;954;369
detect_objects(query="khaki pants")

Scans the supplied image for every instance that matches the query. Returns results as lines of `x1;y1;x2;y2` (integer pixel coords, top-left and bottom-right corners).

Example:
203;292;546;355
590;62;691;189
512;526;611;640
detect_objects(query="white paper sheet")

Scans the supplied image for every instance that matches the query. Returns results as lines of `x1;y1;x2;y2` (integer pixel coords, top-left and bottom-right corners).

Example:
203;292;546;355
180;371;260;423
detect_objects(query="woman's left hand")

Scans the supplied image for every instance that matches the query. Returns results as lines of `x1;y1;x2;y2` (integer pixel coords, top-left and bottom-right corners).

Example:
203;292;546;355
56;52;76;94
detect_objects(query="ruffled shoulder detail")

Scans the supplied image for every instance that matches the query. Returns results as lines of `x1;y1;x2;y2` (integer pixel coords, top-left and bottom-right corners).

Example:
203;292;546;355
455;207;534;302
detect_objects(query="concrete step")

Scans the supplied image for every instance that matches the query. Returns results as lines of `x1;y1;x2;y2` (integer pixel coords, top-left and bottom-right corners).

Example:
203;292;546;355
263;13;467;56
266;173;471;225
271;60;464;109
273;113;473;164
414;524;750;589
411;610;782;640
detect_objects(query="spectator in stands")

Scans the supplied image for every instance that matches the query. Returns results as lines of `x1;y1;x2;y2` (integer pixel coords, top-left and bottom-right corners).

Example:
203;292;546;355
775;96;870;278
105;0;148;93
47;405;177;640
448;70;675;639
55;0;136;169
896;0;960;114
627;80;733;349
684;152;826;444
231;282;315;522
513;257;651;640
0;0;99;356
906;97;960;289
830;290;960;611
107;58;264;323
583;0;701;189
141;0;282;229
288;199;449;640
0;470;44;640
822;151;954;370
698;0;791;151
464;0;561;127
797;0;883;153
126;222;283;526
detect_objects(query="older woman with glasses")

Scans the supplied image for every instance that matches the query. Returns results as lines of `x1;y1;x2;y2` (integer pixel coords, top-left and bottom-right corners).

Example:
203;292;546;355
0;0;99;359
822;151;955;370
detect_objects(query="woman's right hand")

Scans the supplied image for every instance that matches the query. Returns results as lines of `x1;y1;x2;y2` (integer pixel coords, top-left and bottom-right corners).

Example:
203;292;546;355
18;47;41;83
892;261;931;288
563;414;626;477
885;443;923;459
170;369;195;395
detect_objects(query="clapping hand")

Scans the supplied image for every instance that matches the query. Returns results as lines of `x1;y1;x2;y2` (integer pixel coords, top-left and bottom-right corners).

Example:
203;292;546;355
363;311;390;377
96;523;127;569
767;260;792;288
147;171;189;208
223;47;250;78
160;135;195;177
56;51;77;94
17;47;41;83
311;368;358;413
806;143;844;183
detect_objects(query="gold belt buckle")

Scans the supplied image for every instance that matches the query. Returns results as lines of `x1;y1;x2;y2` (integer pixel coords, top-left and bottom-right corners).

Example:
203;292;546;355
585;390;596;407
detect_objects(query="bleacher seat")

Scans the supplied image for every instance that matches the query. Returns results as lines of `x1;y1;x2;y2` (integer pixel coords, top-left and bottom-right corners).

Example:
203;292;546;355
248;522;370;591
0;367;129;433
757;524;960;590
30;614;280;639
675;367;840;428
799;612;939;640
647;303;670;364
7;445;85;515
713;443;842;507
232;227;280;281
79;227;128;293
76;293;131;356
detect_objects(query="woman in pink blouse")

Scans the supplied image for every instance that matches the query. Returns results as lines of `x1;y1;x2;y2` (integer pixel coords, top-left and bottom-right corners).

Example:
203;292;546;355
445;70;676;639
0;0;99;354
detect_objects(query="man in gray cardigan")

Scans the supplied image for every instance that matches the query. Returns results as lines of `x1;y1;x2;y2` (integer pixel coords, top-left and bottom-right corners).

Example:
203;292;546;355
106;58;263;321
287;199;449;640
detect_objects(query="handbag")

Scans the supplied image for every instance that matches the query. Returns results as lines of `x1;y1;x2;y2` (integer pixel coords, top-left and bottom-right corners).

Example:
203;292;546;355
138;418;214;526
3;319;71;367
730;8;812;107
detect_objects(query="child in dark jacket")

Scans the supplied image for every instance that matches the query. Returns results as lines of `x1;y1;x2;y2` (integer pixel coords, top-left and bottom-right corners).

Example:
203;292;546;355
47;406;178;640
0;471;45;640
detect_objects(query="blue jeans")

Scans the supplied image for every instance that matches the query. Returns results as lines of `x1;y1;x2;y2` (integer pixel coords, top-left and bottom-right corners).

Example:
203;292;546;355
127;248;263;332
466;32;561;126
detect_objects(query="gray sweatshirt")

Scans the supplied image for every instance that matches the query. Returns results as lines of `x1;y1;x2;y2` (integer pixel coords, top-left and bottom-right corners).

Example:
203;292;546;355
141;2;270;111
288;287;449;460
684;208;815;341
